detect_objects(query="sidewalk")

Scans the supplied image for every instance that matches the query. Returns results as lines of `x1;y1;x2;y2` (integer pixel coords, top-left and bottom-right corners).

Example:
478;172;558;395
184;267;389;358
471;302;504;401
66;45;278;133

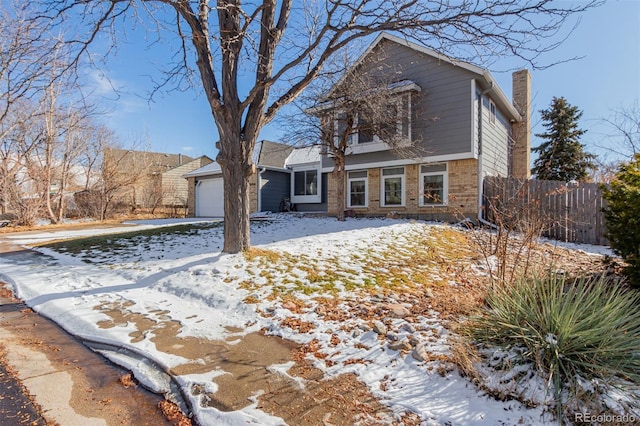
0;240;181;426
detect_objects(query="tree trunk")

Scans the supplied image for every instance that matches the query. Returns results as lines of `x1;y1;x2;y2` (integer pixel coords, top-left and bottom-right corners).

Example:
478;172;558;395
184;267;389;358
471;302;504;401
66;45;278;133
218;132;255;254
44;139;58;224
221;161;252;252
335;155;346;221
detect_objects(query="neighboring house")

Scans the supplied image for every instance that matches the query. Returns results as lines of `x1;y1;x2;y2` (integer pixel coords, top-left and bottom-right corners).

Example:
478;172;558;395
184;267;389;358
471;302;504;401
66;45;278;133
161;156;214;207
103;148;212;209
184;141;294;217
188;33;531;221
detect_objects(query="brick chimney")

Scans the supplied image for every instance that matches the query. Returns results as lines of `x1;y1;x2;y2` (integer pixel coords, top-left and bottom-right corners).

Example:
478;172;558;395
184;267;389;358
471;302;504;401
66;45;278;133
511;69;531;179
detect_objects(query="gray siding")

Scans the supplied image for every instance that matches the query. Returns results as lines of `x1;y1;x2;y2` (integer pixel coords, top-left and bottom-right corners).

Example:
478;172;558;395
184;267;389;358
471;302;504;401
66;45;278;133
478;94;510;177
359;39;478;158
260;170;290;212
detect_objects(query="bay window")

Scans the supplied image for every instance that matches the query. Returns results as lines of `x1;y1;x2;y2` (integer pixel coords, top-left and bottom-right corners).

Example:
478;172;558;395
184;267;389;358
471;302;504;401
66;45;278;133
291;168;321;203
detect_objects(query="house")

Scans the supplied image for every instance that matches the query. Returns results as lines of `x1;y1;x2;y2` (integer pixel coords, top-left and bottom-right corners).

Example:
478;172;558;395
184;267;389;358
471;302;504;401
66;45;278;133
103;148;212;210
160;156;214;208
184;141;295;217
188;33;531;221
312;32;530;221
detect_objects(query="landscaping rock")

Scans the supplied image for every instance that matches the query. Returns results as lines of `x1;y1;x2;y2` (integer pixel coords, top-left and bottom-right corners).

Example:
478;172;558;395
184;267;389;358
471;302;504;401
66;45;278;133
401;323;416;333
372;320;387;335
388;339;412;352
282;301;297;311
424;288;434;298
412;342;430;362
408;335;421;347
387;303;410;318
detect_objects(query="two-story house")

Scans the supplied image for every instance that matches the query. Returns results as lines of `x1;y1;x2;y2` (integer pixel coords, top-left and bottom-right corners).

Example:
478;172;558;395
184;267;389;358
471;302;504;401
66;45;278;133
186;33;530;221
307;32;531;221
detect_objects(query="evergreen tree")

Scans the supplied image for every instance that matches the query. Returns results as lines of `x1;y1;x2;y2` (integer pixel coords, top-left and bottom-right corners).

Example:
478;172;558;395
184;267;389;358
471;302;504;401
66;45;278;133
602;154;640;286
532;97;596;181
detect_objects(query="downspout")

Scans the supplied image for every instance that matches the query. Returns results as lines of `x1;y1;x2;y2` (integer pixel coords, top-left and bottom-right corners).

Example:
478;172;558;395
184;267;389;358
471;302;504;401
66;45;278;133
258;167;266;212
477;81;496;227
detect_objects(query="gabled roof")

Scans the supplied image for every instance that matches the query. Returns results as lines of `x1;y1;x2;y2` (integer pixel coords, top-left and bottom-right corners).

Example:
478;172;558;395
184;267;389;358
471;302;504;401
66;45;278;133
257;140;295;168
339;32;522;122
183;160;221;178
183;141;294;178
162;156;213;176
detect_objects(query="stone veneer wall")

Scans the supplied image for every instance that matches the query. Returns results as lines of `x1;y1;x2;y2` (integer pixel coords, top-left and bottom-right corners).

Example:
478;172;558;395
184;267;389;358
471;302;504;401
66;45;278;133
327;158;478;220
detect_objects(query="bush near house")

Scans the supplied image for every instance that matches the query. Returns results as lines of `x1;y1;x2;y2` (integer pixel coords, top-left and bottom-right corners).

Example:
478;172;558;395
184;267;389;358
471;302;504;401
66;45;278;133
602;153;640;286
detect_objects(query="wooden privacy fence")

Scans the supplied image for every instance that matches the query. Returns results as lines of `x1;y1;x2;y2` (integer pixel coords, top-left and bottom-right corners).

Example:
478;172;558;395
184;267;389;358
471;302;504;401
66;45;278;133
483;177;608;246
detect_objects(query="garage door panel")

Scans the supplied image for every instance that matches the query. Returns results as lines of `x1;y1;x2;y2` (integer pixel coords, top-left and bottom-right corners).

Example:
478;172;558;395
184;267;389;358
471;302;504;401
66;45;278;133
196;178;224;217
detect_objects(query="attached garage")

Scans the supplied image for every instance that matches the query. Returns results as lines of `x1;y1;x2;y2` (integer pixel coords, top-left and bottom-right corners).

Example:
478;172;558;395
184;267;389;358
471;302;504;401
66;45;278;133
195;177;224;217
184;141;326;218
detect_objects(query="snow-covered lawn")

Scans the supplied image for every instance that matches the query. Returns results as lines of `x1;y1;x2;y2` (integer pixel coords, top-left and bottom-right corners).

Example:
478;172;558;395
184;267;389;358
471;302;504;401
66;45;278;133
0;215;618;425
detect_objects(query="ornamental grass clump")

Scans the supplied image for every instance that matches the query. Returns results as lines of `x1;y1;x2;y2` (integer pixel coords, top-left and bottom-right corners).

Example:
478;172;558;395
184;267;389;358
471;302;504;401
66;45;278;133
469;274;640;419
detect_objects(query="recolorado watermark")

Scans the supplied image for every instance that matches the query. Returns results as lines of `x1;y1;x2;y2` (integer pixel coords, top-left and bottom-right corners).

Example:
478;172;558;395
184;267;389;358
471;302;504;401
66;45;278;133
574;413;637;424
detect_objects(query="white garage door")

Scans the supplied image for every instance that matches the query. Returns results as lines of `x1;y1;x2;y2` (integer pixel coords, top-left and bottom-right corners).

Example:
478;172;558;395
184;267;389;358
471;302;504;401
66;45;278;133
196;178;224;217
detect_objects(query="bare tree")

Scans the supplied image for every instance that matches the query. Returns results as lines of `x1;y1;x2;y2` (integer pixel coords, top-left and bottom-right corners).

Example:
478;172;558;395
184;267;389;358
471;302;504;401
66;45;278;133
286;50;425;220
602;102;640;159
0;99;45;224
0;99;40;215
0;1;61;219
0;1;56;126
94;146;155;220
34;0;600;252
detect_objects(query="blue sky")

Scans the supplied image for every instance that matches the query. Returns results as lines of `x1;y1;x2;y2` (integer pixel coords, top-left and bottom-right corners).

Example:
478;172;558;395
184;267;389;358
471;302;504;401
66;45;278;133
94;1;640;163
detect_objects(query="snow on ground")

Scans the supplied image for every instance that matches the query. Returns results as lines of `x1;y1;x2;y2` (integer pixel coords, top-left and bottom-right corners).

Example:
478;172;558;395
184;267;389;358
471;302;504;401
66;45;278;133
0;215;611;425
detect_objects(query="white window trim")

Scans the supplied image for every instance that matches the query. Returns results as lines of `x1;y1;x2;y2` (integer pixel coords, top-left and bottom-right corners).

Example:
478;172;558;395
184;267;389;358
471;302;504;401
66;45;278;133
333;93;412;152
489;99;497;125
347;171;368;208
380;167;406;207
291;166;321;204
419;164;449;206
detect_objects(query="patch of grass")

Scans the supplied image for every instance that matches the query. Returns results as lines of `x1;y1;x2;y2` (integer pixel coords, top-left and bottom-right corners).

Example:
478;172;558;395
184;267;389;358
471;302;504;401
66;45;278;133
39;222;222;258
468;273;640;419
243;247;283;263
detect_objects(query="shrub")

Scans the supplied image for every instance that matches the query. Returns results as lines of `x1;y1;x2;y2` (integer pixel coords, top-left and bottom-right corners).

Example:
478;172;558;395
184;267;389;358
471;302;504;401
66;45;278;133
469;274;640;419
602;153;640;286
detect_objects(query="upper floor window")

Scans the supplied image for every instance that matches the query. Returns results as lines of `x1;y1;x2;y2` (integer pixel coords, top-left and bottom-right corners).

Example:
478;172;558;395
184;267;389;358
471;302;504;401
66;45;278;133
489;100;497;125
333;93;412;146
